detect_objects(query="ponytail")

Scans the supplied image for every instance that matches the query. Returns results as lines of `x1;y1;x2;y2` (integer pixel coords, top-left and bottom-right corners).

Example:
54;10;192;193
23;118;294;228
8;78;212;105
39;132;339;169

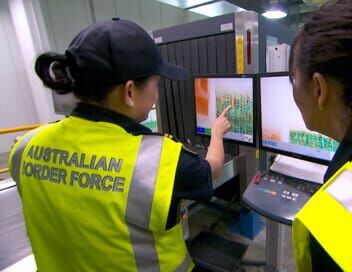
35;51;120;101
35;52;75;94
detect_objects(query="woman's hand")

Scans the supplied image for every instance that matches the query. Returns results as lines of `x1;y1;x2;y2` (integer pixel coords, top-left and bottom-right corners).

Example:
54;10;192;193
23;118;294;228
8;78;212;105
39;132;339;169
206;105;232;179
211;105;232;138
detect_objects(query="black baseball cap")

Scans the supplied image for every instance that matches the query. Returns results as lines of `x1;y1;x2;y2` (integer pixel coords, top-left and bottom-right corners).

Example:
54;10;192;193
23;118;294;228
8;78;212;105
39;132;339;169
66;18;189;86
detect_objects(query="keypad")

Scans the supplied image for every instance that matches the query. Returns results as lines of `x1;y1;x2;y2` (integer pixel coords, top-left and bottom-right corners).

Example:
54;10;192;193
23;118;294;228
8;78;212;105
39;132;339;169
256;171;321;202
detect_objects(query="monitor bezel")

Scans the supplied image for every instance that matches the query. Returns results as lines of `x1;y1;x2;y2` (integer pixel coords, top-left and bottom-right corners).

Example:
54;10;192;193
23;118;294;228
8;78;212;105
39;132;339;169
258;71;333;165
192;73;257;148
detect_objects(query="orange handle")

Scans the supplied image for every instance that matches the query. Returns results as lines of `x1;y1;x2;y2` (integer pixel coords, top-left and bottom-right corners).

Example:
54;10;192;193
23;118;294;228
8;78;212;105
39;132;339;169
0;124;42;134
0;168;9;174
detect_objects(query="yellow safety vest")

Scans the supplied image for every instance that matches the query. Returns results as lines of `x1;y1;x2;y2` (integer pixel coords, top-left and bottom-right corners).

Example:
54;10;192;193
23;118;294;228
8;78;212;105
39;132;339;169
293;161;352;272
9;116;194;272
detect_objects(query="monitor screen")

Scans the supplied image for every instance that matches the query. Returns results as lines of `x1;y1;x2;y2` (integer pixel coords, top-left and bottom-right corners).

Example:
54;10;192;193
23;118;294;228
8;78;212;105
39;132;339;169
141;108;158;132
259;72;338;164
194;75;256;146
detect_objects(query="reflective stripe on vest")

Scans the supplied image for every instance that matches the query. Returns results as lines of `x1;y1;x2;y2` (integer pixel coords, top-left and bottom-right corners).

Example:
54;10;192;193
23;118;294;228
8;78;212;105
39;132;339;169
325;169;352;213
126;135;163;271
125;135;191;272
293;161;352;272
126;135;162;228
176;251;191;272
11;127;45;195
127;223;191;271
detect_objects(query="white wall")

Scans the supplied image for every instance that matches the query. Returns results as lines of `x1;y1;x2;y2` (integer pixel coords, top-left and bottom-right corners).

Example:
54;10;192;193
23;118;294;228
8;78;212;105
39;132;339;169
0;1;39;153
38;0;93;53
39;0;207;52
9;0;61;123
92;0;206;30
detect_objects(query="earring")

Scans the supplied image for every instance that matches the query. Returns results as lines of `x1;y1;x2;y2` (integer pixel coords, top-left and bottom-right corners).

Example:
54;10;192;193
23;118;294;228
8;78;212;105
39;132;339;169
127;101;134;107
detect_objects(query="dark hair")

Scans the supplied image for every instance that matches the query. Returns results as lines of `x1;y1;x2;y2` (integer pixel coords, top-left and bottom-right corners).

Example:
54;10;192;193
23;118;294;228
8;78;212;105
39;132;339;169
289;0;352;106
35;52;73;94
35;52;149;102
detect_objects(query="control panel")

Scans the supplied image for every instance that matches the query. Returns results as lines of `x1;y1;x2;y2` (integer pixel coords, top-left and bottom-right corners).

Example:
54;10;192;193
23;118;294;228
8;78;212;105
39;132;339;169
242;170;321;225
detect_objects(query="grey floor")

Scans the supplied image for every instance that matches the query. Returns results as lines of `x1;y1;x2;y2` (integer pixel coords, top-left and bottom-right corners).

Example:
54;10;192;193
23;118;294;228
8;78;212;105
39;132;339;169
187;200;296;272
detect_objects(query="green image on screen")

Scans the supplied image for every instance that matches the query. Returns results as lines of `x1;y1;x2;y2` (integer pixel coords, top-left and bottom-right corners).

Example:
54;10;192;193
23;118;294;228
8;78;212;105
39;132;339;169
215;89;253;135
142;109;158;132
289;130;338;152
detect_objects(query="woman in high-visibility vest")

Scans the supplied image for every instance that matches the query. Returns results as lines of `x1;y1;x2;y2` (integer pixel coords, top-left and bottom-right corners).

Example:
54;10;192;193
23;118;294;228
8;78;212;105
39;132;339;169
290;0;352;271
9;19;231;271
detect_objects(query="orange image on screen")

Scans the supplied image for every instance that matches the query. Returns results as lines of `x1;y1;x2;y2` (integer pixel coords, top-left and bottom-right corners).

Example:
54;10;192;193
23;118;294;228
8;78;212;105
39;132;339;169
263;130;282;141
195;78;209;116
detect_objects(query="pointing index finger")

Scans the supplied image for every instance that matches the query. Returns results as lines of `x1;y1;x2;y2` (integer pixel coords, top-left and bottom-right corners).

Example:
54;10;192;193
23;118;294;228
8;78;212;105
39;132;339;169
220;105;232;117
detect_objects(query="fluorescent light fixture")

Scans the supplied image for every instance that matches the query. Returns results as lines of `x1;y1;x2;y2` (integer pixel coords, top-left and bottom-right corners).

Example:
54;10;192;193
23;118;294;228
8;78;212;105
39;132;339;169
156;0;212;9
262;0;287;19
189;1;245;17
262;10;287;19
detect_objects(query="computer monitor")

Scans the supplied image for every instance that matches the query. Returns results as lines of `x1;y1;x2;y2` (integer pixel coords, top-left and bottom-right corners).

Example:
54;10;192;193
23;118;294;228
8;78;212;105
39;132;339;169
194;74;256;146
141;107;158;132
259;72;339;164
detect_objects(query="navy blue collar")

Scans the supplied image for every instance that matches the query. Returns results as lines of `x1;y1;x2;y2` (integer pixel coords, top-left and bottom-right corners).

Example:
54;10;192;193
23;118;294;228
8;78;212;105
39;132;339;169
324;129;352;181
70;103;153;136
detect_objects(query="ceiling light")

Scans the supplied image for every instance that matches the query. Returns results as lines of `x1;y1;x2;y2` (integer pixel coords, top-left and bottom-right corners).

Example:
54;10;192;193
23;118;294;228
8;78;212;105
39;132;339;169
262;0;287;19
262;10;287;19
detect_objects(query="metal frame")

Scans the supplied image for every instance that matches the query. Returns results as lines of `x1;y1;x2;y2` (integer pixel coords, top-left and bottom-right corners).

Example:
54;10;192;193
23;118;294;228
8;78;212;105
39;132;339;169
192;73;257;148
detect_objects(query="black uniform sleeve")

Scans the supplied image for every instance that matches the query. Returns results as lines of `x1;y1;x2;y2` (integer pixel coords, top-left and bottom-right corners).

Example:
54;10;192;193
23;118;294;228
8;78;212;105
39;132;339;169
310;234;343;271
166;149;213;229
173;150;213;201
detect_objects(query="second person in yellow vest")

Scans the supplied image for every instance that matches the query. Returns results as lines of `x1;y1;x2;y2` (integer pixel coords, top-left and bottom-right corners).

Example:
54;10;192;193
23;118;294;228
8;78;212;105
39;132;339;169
289;0;352;271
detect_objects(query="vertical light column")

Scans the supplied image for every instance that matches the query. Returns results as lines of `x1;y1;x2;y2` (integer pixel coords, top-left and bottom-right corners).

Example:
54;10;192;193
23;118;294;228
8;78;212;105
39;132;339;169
8;0;59;123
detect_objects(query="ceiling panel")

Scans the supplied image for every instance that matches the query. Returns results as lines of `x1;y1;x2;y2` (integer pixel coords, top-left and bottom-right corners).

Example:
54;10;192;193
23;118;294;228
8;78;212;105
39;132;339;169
156;0;214;9
189;1;244;17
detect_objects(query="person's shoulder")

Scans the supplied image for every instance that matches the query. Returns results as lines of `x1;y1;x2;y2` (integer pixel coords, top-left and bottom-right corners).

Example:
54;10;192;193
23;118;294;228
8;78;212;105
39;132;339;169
139;132;200;155
181;144;199;156
141;131;180;142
